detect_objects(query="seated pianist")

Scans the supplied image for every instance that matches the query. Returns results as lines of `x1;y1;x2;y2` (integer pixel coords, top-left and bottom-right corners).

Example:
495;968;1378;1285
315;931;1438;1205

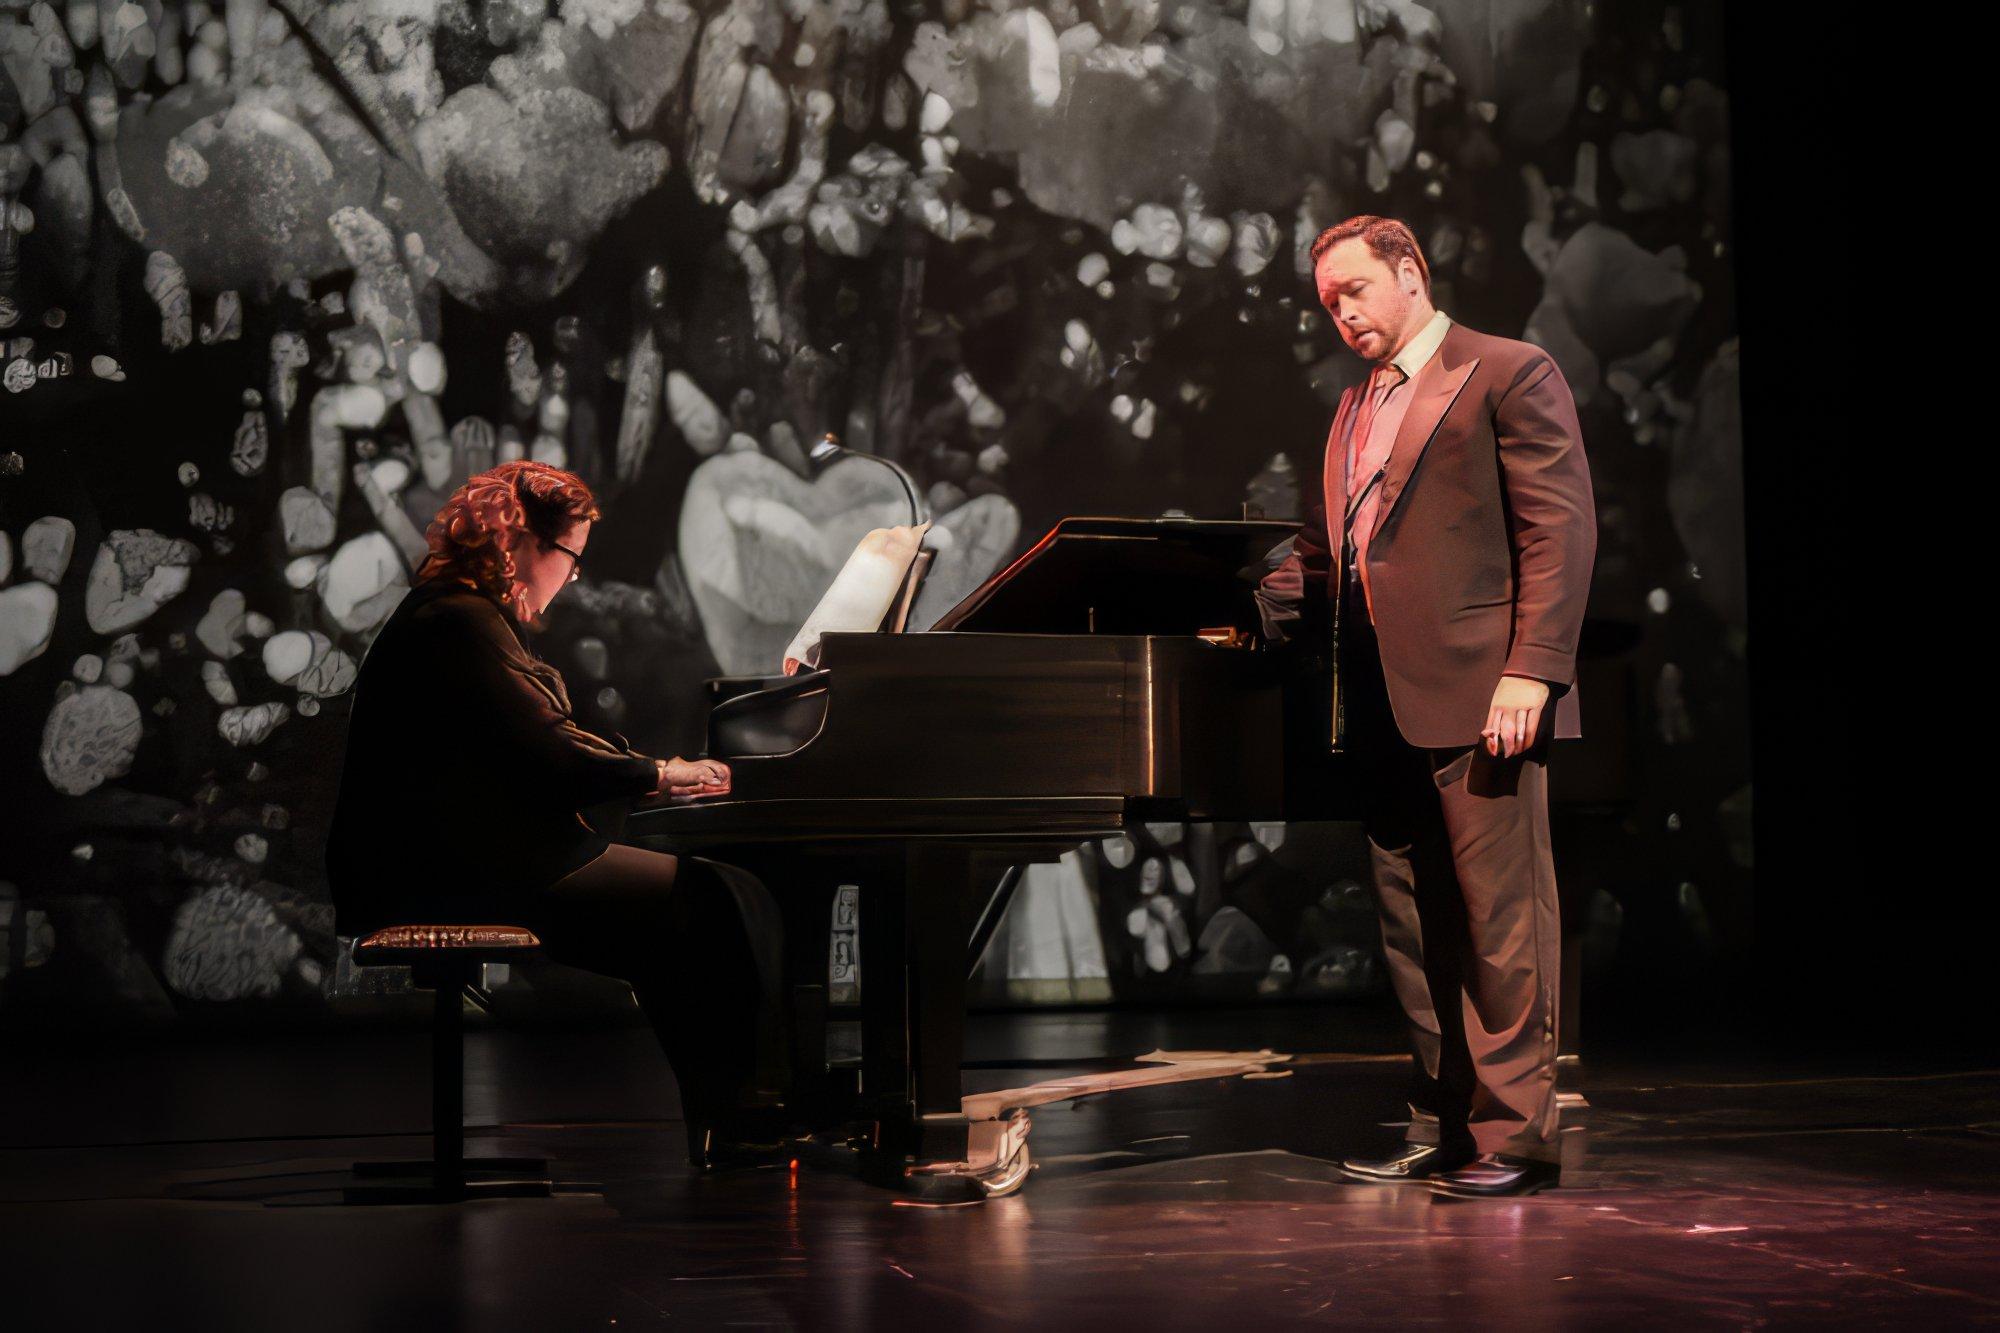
324;461;790;1167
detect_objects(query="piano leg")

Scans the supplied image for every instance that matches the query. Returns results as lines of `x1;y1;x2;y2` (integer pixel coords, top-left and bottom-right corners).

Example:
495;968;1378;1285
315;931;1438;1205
844;843;1041;1198
780;868;840;1122
856;845;968;1149
906;844;969;1122
655;840;1032;1197
858;854;911;1129
908;846;1044;1199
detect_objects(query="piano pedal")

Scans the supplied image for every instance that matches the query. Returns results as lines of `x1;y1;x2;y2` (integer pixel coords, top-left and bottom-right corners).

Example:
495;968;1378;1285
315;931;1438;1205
904;1108;1034;1201
973;1140;1034;1199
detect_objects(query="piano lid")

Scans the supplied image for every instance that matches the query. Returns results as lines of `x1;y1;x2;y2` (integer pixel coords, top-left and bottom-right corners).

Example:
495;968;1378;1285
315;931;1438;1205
931;516;1300;636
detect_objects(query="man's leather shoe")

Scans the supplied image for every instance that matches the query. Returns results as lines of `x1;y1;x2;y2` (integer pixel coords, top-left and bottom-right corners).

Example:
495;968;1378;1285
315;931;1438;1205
1339;1142;1473;1183
1428;1153;1560;1198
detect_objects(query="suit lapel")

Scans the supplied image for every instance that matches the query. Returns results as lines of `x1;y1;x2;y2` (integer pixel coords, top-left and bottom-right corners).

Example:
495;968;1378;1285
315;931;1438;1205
1368;342;1478;544
1322;386;1361;563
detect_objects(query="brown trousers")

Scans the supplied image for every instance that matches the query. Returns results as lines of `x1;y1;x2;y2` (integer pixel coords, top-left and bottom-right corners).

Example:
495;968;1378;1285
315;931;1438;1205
1342;585;1562;1162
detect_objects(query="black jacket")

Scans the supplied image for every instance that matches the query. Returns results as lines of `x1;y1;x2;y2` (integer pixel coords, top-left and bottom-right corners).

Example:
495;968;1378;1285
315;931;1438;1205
325;577;658;934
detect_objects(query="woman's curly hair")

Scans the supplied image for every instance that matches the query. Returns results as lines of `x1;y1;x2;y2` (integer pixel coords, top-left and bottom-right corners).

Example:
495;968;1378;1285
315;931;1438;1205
415;462;600;621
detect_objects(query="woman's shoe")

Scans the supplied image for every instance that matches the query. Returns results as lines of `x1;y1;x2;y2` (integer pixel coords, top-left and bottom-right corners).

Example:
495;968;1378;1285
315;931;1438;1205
687;1124;795;1174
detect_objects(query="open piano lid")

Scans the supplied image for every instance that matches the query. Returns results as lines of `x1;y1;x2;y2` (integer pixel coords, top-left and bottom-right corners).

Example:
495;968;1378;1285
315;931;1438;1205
931;516;1301;636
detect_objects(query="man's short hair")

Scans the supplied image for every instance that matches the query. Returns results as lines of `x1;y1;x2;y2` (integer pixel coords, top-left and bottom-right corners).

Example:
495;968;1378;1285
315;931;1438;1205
1309;215;1431;294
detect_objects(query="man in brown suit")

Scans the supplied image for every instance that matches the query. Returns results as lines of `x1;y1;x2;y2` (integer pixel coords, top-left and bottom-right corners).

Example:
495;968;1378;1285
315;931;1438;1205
1258;215;1595;1197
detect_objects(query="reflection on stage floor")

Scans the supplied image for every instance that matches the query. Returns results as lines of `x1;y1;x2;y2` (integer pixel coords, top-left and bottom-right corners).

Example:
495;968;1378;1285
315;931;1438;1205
3;1006;1995;1327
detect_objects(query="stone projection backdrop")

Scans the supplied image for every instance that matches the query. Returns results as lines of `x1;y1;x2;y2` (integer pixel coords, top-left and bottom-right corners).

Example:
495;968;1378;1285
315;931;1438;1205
0;0;1743;1022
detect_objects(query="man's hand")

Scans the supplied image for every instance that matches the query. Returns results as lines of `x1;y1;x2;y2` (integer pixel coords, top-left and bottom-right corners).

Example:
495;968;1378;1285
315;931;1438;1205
1482;675;1551;758
652;757;732;798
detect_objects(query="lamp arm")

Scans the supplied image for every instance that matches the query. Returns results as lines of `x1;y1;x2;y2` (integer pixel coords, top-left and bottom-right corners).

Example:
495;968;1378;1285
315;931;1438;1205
869;453;926;527
812;433;927;526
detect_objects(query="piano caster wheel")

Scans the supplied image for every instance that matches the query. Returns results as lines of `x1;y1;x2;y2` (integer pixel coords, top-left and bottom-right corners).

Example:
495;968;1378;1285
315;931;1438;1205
976;1142;1033;1199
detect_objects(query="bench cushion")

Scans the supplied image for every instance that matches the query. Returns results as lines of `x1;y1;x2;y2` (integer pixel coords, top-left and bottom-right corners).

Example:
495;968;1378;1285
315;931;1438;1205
353;924;543;965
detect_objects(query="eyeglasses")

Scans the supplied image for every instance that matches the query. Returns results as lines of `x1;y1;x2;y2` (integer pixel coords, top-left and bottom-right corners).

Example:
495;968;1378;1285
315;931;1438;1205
549;540;582;584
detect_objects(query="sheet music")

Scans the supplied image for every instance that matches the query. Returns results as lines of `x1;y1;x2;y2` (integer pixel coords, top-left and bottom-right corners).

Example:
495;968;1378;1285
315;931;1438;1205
885;549;935;635
781;524;931;673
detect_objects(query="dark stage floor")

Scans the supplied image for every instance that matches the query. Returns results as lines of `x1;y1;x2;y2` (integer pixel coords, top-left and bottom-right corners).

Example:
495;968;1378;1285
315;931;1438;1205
3;1006;1996;1329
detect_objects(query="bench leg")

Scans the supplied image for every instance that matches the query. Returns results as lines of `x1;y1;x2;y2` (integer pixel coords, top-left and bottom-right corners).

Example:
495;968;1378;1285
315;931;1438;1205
344;977;553;1204
434;979;464;1193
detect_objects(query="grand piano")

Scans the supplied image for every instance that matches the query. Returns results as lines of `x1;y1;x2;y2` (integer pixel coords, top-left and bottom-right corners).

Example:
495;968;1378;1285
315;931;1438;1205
621;516;1333;1194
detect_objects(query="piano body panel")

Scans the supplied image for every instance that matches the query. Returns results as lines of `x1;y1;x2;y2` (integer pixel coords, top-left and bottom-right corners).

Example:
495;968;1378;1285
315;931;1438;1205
1140;636;1288;821
674;630;1293;820
724;632;1152;803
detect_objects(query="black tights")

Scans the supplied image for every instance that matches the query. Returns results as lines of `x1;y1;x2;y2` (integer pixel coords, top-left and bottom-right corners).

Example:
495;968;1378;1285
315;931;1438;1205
509;845;786;1129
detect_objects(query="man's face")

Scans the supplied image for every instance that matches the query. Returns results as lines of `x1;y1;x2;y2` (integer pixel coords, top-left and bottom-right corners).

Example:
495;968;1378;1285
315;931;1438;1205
1315;238;1420;362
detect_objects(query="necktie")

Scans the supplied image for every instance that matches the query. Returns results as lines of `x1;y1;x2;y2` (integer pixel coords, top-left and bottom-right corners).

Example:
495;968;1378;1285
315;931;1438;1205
1344;363;1406;616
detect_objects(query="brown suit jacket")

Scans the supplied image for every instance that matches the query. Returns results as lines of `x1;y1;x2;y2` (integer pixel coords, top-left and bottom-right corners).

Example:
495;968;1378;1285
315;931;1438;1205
325;578;660;933
1259;320;1596;749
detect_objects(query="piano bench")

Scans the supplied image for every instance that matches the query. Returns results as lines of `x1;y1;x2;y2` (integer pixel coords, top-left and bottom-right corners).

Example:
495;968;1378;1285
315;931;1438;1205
343;924;555;1205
